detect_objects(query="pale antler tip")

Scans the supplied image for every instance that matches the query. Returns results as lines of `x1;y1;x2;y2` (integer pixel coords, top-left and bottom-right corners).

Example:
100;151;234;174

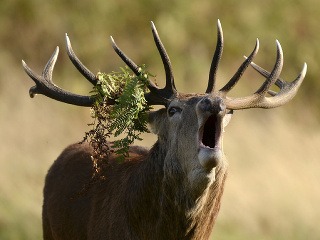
65;34;70;43
303;62;308;69
110;36;116;46
110;36;118;51
217;19;222;29
21;60;31;75
55;46;60;54
43;46;60;79
253;38;260;53
150;21;157;33
301;62;308;76
243;38;259;59
65;34;72;52
65;34;70;46
256;38;260;46
295;62;308;84
274;39;283;58
275;39;282;49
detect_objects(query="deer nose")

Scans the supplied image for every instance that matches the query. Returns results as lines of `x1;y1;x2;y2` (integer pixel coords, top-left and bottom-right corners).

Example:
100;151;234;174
199;97;225;114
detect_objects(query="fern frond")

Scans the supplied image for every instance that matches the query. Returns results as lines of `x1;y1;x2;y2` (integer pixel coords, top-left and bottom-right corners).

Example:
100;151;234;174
84;65;153;163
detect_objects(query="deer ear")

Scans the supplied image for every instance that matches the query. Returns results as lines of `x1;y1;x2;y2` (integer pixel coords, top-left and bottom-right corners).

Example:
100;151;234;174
148;108;167;134
223;110;233;128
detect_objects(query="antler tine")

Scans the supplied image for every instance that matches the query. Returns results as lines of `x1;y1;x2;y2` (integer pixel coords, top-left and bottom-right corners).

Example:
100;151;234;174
225;40;287;109
250;60;286;90
65;34;97;86
219;38;260;94
150;21;177;96
22;47;94;107
206;19;224;94
254;40;283;96
250;60;307;105
110;36;141;76
110;36;158;91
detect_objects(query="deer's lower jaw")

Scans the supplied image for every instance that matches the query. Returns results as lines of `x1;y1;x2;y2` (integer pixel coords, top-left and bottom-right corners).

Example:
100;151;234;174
198;114;223;170
198;146;222;170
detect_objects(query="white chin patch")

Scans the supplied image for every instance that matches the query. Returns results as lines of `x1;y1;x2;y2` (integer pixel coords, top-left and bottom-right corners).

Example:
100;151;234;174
198;147;222;171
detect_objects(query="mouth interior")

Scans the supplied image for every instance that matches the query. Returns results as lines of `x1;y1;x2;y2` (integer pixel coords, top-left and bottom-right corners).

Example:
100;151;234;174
201;114;218;149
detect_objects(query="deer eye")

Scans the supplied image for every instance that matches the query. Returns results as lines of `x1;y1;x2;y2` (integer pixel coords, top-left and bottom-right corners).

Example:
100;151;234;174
168;106;182;117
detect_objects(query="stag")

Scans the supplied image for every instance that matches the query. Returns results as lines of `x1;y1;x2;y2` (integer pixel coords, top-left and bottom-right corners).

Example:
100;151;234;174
22;20;306;240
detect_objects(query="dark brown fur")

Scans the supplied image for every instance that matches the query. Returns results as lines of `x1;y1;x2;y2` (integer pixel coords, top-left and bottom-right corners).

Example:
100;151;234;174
43;140;227;240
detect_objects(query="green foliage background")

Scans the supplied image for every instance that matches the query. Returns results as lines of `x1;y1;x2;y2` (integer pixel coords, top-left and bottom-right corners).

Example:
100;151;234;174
0;0;319;239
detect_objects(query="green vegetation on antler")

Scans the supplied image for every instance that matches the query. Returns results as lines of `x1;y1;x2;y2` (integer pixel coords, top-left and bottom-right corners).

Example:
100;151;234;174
84;66;153;161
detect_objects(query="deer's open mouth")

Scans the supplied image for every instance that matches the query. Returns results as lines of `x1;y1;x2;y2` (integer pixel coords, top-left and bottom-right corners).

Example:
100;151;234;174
198;113;223;170
199;114;222;150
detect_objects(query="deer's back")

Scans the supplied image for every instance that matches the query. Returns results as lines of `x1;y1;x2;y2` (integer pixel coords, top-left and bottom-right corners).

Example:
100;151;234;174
42;143;149;240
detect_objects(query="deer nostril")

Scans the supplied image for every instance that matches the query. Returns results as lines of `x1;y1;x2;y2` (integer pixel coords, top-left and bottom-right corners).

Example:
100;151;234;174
200;98;213;112
203;98;212;106
200;97;225;114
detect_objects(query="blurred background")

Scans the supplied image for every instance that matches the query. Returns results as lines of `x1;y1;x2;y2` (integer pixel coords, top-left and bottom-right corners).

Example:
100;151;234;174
0;0;319;239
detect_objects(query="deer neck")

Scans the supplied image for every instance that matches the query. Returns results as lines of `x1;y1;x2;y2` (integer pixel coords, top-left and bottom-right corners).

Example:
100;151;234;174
132;142;229;239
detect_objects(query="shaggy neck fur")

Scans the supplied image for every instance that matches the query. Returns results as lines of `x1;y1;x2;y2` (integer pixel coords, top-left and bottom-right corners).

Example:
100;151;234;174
124;142;228;240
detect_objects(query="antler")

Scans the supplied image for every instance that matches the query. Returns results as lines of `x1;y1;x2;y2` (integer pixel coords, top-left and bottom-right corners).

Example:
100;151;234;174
23;22;178;107
206;19;223;94
206;20;307;109
23;21;306;109
221;41;306;109
22;34;98;107
111;21;177;106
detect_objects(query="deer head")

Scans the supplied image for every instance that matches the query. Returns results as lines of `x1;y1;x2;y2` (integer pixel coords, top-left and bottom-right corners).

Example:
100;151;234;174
22;20;306;239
